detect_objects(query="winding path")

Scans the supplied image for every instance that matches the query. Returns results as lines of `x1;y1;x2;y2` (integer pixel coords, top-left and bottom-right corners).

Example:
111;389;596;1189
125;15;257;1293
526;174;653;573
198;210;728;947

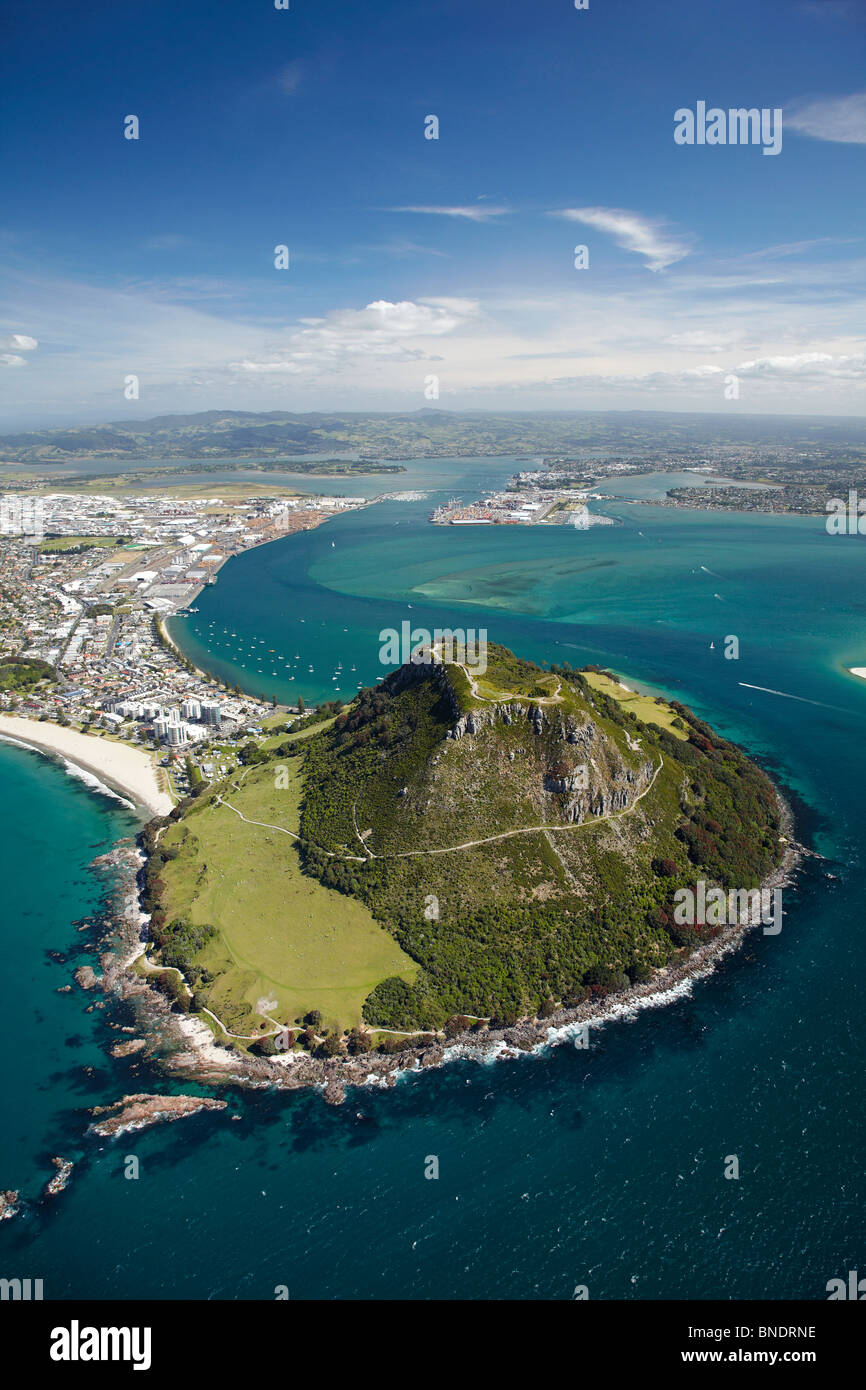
214;754;663;863
215;795;368;862
369;752;663;858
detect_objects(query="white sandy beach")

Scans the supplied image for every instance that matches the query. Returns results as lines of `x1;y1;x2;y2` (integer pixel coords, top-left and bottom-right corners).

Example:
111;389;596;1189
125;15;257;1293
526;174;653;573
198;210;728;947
0;715;173;818
849;668;866;680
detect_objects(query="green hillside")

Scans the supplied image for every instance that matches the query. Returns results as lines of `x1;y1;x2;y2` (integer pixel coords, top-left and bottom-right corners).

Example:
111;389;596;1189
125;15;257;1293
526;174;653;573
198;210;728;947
300;646;783;1030
143;643;783;1045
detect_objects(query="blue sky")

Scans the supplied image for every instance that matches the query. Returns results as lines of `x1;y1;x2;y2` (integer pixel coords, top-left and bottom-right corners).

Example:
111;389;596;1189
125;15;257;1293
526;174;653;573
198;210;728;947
1;0;864;426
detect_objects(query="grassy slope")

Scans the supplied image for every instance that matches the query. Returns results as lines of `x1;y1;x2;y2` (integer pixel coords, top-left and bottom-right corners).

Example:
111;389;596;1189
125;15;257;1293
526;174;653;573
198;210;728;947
581;670;689;740
157;760;417;1035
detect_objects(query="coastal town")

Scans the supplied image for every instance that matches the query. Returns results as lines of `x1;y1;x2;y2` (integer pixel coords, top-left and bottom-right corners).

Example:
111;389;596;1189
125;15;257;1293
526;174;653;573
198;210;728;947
0;485;367;803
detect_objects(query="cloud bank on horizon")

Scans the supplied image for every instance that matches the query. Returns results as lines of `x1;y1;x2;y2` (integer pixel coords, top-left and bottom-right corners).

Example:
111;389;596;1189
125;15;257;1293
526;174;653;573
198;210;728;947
0;0;863;426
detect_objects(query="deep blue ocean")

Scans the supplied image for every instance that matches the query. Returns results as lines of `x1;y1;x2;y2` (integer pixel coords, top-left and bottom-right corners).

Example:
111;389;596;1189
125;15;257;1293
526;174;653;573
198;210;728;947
2;457;864;1300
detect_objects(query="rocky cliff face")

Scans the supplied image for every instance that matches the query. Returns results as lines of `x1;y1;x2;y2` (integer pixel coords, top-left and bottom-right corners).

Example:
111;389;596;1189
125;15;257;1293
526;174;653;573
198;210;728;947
447;699;651;827
386;656;654;829
307;649;667;890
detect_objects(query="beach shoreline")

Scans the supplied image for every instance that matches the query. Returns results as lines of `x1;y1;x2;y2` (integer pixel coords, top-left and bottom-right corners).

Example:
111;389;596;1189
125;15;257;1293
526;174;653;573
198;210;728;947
0;716;172;819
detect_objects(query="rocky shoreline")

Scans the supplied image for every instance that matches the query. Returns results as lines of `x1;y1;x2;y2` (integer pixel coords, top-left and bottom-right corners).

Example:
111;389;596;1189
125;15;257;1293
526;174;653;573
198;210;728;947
0;790;797;1222
90;786;802;1108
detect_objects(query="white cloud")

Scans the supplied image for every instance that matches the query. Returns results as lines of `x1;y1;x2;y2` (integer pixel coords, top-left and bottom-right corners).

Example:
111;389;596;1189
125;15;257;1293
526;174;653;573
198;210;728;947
231;297;480;375
389;205;510;222
550;207;690;271
0;332;37;366
1;333;37;351
735;351;866;380
787;91;866;144
664;330;734;352
2;252;864;421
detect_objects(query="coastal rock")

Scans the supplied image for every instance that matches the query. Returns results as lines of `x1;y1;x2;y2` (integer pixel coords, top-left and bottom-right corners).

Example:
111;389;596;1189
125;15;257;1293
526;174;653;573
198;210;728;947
89;1092;228;1137
45;1157;74;1197
110;1038;147;1058
0;1190;20;1221
74;965;102;991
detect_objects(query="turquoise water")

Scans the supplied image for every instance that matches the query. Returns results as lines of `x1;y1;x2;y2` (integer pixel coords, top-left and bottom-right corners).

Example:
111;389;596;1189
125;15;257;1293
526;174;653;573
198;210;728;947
0;745;140;1199
3;459;866;1299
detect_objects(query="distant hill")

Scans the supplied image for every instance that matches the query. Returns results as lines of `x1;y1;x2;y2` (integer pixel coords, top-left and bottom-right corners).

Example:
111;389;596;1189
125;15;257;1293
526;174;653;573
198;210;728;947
3;408;866;463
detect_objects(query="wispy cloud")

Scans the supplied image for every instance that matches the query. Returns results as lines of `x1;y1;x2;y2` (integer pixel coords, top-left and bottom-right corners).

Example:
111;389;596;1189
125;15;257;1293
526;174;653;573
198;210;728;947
741;236;860;261
357;239;449;259
799;1;866;23
787;91;866;144
388;205;510;222
278;61;303;95
664;330;734;353
143;234;196;252
550;207;690;272
735;351;866;381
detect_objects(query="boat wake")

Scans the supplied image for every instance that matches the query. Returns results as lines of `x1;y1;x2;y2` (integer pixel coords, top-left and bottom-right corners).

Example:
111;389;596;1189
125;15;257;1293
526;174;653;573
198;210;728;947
738;682;842;711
